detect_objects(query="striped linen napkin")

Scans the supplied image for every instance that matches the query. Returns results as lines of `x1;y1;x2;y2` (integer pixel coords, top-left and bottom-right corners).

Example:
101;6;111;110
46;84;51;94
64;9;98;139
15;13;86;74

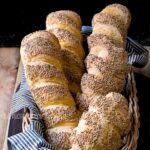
8;71;53;150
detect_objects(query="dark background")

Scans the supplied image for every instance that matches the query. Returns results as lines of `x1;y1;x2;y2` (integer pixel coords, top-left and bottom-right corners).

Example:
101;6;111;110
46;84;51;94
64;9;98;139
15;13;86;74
0;0;149;149
0;0;149;46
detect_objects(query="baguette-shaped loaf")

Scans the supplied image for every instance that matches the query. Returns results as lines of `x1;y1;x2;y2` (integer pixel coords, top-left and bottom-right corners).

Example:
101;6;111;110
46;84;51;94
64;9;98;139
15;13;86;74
71;3;132;150
20;30;79;150
46;10;85;96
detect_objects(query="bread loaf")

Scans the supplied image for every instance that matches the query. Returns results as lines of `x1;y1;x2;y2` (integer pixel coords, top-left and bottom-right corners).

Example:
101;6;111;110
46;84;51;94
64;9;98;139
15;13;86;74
46;10;85;96
71;4;132;150
20;30;79;150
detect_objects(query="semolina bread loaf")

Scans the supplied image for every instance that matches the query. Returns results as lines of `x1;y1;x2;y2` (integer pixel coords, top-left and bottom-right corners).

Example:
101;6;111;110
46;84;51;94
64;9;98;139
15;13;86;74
71;4;132;150
20;30;79;150
46;10;85;96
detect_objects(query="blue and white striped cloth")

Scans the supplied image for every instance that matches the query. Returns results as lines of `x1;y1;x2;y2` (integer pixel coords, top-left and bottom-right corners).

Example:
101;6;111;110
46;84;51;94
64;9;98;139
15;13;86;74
8;71;53;150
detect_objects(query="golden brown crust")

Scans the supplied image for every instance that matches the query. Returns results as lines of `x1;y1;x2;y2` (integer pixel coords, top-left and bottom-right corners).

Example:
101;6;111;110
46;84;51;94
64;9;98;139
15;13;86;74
101;3;131;29
71;93;131;150
21;30;60;48
42;105;78;128
69;82;81;97
21;31;79;150
61;48;84;69
92;12;126;38
46;126;74;150
63;65;83;83
52;10;82;29
25;64;67;83
88;42;127;61
90;92;131;135
46;24;83;42
60;47;85;95
71;4;131;150
21;35;62;64
85;53;130;77
76;93;95;112
49;28;85;59
46;12;78;30
60;48;85;95
45;10;85;97
93;23;124;47
46;10;81;30
49;28;80;46
70;111;102;150
80;3;130;97
81;73;125;96
71;111;122;150
110;3;131;27
88;33;122;48
31;84;75;107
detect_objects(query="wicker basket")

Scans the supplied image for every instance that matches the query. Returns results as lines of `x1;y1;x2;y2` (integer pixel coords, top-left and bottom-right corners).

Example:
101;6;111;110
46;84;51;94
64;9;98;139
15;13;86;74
22;71;140;150
20;26;144;150
121;72;140;150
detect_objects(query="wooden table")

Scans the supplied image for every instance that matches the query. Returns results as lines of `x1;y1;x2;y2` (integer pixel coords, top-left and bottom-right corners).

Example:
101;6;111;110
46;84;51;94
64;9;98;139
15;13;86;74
0;48;20;150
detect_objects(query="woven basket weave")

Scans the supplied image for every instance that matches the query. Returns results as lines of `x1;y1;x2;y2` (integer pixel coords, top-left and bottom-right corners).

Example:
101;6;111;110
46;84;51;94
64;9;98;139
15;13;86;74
121;71;140;150
22;71;140;150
